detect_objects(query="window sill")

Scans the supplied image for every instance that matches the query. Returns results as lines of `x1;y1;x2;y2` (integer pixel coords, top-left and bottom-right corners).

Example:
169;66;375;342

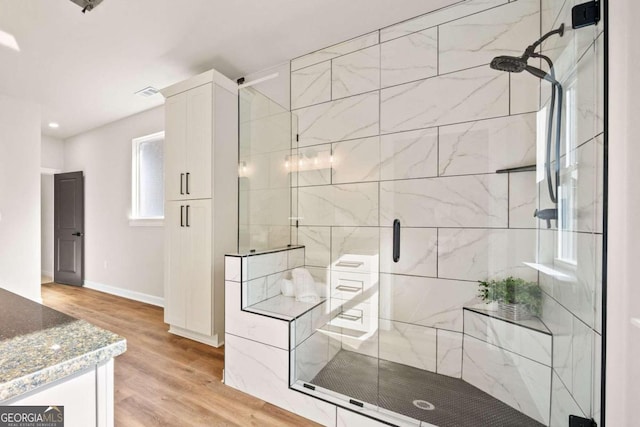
129;218;164;227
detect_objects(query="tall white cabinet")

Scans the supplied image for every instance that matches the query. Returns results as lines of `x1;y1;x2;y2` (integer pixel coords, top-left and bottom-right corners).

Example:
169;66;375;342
161;69;238;347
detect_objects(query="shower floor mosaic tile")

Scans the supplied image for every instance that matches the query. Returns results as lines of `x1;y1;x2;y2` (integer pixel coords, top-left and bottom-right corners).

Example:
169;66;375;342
311;350;544;427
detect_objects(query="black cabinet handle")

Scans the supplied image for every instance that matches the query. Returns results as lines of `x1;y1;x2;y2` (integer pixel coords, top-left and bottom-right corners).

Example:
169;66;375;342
186;205;190;227
180;205;184;227
186;173;190;195
180;173;185;195
72;232;84;237
393;219;401;263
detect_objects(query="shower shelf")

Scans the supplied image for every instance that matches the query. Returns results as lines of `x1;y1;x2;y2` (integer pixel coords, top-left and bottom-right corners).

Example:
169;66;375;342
495;164;536;173
463;307;551;335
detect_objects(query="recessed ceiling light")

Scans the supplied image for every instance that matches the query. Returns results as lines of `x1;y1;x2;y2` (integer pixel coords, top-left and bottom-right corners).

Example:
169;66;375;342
48;122;60;129
135;86;159;97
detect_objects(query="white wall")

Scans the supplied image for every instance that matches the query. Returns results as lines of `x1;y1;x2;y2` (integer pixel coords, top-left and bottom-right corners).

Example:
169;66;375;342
0;94;42;301
41;135;64;279
63;106;164;302
607;1;640;425
41;135;64;170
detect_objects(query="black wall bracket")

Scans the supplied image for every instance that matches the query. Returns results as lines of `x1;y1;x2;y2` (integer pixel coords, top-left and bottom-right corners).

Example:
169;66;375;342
569;415;597;427
572;1;600;29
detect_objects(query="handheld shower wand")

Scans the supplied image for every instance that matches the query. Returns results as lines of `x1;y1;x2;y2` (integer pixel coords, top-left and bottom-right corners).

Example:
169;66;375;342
489;24;565;228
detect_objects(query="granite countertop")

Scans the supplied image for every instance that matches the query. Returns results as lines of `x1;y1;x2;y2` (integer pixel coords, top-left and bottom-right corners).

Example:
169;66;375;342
0;288;126;402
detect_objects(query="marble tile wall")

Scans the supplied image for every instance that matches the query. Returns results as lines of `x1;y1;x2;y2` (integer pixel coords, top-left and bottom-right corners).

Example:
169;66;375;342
290;0;542;401
286;0;604;424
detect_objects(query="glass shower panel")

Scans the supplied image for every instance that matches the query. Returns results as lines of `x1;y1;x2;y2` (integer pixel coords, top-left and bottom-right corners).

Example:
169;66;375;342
288;0;603;425
238;86;294;253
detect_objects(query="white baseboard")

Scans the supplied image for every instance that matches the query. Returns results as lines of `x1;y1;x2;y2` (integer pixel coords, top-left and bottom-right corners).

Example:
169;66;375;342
84;280;164;307
168;325;221;347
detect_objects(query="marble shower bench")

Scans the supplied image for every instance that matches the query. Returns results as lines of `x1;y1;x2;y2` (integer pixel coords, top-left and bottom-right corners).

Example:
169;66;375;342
224;246;418;427
461;307;552;425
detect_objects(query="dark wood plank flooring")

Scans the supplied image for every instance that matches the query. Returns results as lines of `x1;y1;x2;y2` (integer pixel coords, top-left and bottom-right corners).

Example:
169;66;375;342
41;283;320;427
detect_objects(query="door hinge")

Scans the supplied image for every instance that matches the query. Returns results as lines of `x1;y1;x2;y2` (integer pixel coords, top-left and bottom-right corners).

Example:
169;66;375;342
572;1;600;29
295;219;299;228
237;77;245;85
569;415;596;427
296;134;299;142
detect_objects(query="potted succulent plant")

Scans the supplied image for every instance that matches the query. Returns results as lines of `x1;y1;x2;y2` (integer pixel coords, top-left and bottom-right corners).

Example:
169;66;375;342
477;276;542;320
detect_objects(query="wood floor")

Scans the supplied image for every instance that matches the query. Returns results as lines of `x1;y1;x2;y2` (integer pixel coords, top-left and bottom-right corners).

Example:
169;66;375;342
41;283;320;427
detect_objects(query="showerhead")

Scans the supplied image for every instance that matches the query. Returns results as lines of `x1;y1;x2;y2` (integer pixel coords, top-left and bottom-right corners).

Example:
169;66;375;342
489;55;528;73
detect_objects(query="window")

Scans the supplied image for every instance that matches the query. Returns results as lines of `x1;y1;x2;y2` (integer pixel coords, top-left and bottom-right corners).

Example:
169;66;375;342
131;131;164;225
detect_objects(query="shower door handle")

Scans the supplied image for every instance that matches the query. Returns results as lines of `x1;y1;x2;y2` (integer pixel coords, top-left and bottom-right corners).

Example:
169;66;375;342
393;219;401;263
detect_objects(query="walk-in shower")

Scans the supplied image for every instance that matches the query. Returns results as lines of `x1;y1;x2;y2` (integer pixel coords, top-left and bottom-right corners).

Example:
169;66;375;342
236;0;605;425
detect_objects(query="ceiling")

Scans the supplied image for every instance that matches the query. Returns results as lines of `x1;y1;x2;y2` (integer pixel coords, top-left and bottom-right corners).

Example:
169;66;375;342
0;0;460;139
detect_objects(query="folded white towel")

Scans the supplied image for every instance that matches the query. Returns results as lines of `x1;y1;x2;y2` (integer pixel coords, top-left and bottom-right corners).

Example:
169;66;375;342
280;279;295;297
291;268;319;303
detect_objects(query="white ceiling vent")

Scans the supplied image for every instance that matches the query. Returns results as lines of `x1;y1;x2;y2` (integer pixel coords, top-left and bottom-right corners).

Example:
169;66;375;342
135;86;159;97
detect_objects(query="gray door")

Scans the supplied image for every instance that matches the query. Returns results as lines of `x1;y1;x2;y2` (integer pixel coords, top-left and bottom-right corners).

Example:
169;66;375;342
54;171;84;286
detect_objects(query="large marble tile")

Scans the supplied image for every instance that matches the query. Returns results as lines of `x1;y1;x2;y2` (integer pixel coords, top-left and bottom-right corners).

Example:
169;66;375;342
240;110;291;156
378;320;437;372
380;128;438;181
541;0;565;35
225;256;243;282
380;27;437;88
332;137;380;184
571;316;593;416
595;33;604;136
544;231;597;329
462;336;551;425
592;332;602;424
298;183;379;227
379;274;479;332
436;329;463;378
245;250;288;280
549;371;584;426
380;175;508;228
568;137;600;233
332;45;380;99
294;144;332;187
379;227;437;277
463;310;552;366
594;234;603;334
509;171;537;229
291;61;332;109
297;92;379;147
439;0;539;74
224;334;337;426
380;0;508;42
331;227;380;272
438;228;537;282
225;281;290;349
240;148;290;191
245;188;290;227
337;408;395;427
288;248;305;269
295;330;333;383
541;294;573;390
291;31;379;71
438;113;537;176
298;226;331;268
510;66;541;114
245;276;268;306
381;66;509;134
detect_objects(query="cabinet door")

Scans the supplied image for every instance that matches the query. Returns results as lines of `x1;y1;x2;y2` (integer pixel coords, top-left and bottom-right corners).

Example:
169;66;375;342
165;93;188;201
164;201;188;327
185;199;212;335
185;84;212;200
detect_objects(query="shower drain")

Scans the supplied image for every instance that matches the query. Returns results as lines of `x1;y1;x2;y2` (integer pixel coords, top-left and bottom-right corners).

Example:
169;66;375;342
412;400;435;411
